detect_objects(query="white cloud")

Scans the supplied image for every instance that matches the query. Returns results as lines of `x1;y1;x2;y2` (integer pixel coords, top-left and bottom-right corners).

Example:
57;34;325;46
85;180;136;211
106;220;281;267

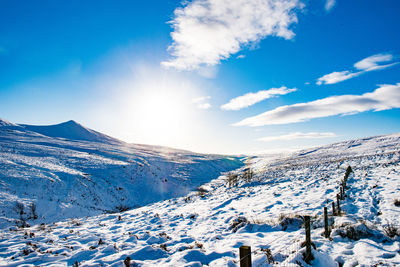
316;70;361;85
354;53;397;71
221;87;296;111
258;132;336;142
317;53;398;85
197;65;219;78
192;96;212;109
193;96;211;102
325;0;336;11
196;102;211;109
234;83;400;126
162;0;303;70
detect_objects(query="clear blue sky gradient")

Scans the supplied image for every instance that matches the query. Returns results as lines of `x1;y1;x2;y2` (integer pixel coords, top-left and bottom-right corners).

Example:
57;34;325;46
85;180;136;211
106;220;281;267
1;0;400;154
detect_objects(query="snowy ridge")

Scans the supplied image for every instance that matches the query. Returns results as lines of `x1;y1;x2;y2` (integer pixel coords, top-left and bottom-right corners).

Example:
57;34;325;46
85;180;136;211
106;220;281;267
20;120;122;144
0;131;399;266
253;132;400;171
0;119;243;228
0;118;18;127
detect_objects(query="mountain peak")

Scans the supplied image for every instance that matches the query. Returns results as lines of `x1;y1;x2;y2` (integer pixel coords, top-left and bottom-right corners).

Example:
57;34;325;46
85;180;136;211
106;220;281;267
58;120;85;128
64;119;76;123
63;120;80;125
21;120;121;144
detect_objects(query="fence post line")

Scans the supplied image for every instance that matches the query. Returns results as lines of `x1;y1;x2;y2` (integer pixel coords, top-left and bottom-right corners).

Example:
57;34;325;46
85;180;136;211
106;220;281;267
239;245;252;267
304;215;313;263
340;186;344;200
332;201;336;216
336;194;341;215
324;207;329;238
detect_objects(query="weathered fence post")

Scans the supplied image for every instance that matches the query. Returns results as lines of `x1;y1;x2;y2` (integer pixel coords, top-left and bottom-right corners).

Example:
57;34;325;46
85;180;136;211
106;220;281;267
304;215;313;263
324;207;329;238
332;201;336;216
124;256;131;267
239;245;252;267
336;194;341;215
340;186;344;200
343;185;346;198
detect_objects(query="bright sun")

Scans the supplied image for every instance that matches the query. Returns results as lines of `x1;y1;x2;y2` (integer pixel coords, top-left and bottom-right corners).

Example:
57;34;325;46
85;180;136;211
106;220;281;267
125;74;201;148
135;89;188;133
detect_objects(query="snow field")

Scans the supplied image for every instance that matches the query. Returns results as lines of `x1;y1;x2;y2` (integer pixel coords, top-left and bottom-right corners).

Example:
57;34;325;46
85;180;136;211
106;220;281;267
0;120;400;266
1;140;399;266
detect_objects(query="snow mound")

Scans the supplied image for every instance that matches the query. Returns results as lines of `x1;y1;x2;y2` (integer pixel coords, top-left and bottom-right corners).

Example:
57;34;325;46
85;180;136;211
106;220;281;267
21;120;121;144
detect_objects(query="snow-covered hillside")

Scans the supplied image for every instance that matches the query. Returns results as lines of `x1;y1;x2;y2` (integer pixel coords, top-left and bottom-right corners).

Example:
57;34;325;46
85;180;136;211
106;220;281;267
0;118;243;228
0;129;399;266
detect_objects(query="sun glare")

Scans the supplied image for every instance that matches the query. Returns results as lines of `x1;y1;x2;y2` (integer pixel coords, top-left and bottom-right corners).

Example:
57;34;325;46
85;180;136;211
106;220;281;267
125;72;202;148
135;89;188;132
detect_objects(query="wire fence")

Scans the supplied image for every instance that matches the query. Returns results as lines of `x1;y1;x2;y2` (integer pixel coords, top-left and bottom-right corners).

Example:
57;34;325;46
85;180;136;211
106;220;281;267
234;229;305;267
237;166;356;266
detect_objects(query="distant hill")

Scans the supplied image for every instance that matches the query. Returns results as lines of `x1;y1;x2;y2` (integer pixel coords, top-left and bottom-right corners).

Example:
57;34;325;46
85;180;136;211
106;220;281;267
20;120;121;144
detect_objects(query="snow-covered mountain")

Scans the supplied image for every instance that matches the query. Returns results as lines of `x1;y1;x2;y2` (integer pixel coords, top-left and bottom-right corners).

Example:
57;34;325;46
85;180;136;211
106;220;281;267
0;125;399;266
21;120;121;144
0;118;243;228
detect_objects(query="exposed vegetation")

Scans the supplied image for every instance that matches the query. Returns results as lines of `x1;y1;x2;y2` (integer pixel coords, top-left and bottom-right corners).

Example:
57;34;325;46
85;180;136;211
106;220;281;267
227;172;239;187
230;216;248;232
242;166;254;183
383;223;399;238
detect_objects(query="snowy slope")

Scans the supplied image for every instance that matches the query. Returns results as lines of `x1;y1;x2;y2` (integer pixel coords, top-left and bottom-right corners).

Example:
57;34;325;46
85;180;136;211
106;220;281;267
0;118;18;127
0;119;243;228
0;132;399;266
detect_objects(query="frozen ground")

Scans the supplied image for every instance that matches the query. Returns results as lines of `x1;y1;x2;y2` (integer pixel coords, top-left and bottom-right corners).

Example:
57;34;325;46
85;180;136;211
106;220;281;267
0;120;399;266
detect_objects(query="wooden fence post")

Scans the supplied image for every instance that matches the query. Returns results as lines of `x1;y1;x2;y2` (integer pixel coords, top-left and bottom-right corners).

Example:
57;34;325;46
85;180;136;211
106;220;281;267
239;245;252;267
336;194;341;215
343;185;346;198
340;186;344;200
332;201;336;216
324;207;329;238
304;215;313;263
124;256;131;267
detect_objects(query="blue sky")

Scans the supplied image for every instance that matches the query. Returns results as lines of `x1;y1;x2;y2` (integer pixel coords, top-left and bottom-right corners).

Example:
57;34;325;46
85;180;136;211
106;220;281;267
1;0;400;154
